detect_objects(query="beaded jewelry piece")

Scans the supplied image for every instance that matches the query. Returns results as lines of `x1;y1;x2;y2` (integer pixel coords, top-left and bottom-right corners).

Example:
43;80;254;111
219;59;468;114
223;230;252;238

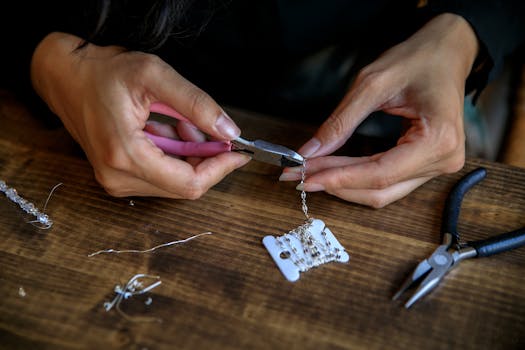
263;159;349;281
104;274;162;323
0;180;61;229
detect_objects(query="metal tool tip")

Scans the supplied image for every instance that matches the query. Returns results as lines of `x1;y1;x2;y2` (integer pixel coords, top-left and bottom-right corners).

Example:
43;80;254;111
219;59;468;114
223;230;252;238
404;296;418;309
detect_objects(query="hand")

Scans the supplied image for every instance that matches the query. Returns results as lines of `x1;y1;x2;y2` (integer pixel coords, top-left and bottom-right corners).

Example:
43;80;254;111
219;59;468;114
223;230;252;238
31;32;250;199
280;14;479;208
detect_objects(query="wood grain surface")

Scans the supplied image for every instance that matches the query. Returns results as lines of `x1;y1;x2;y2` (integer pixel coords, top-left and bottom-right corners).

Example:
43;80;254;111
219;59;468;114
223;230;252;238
1;91;524;350
503;65;525;168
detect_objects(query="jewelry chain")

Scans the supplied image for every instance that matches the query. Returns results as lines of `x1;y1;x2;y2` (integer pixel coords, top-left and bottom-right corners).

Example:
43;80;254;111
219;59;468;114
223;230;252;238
300;158;309;219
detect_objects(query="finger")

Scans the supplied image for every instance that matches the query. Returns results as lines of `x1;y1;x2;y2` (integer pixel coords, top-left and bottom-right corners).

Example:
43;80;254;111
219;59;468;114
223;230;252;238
100;148;249;199
299;69;400;158
279;155;381;182
176;120;207;142
145;120;216;165
94;167;189;198
144;121;180;139
176;121;207;166
303;138;451;192
130;133;250;199
142;59;240;140
323;176;432;208
185;157;204;167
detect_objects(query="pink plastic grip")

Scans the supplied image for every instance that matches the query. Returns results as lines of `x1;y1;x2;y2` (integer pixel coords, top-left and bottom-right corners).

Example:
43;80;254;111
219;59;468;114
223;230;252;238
145;132;232;157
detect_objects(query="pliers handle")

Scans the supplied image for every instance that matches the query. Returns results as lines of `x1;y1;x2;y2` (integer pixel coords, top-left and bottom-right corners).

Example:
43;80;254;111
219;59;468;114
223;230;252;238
147;102;231;157
442;167;525;257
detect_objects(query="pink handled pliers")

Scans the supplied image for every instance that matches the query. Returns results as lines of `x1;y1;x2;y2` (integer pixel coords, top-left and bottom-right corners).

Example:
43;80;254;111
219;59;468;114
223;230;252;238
146;102;304;167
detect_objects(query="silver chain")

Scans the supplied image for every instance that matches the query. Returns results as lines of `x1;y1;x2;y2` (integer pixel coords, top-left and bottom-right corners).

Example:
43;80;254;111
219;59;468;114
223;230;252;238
300;159;309;219
275;219;339;272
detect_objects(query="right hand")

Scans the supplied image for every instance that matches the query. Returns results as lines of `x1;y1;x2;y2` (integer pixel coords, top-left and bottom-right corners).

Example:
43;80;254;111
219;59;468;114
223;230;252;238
30;32;250;199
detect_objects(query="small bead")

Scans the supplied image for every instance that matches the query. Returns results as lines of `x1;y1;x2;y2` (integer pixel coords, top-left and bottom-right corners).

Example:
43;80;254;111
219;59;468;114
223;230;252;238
37;213;49;224
6;188;17;199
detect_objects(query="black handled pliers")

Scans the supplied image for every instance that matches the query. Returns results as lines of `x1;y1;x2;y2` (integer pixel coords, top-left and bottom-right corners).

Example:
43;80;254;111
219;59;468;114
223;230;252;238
393;167;525;308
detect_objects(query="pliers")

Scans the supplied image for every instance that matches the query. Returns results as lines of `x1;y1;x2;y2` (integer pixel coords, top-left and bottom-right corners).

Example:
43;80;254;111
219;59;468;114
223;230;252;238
393;167;525;308
147;102;304;167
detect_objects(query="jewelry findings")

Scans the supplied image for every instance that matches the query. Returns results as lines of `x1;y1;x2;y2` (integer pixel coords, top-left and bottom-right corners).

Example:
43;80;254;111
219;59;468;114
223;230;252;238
104;274;162;323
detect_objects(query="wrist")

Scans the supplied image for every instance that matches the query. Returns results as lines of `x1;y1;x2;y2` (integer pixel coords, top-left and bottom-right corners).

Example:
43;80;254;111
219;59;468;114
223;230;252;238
424;13;480;79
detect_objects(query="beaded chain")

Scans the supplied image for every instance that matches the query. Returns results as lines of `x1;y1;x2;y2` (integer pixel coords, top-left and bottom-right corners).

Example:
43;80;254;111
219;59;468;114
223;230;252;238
275;218;342;272
0;180;57;229
273;158;343;273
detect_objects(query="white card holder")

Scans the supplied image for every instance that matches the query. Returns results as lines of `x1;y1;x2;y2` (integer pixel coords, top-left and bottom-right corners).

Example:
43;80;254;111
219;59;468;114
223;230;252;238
263;219;349;282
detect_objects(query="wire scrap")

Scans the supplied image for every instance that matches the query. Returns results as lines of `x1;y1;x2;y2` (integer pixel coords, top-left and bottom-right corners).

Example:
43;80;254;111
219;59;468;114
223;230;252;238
88;231;212;257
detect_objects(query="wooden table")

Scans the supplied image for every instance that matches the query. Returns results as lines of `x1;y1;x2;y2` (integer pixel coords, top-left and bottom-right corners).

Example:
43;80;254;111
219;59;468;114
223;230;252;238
1;91;524;350
503;65;525;168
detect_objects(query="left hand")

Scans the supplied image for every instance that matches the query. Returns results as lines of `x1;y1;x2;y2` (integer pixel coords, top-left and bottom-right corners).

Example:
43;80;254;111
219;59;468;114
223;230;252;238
280;13;480;208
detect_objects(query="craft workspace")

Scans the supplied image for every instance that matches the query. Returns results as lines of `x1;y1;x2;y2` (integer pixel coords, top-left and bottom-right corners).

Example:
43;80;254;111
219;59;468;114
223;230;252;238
1;90;525;349
1;1;525;349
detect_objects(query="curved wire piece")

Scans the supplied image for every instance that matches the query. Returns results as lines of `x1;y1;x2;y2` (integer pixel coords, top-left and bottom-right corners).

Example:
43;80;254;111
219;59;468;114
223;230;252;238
104;274;162;323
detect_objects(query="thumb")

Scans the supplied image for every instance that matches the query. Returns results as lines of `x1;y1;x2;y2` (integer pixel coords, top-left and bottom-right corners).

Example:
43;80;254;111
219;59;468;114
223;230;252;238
149;101;240;142
144;58;240;141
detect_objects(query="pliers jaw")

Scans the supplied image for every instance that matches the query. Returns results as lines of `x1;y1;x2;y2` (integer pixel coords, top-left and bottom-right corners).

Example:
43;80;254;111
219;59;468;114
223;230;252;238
393;233;478;308
231;137;304;168
392;244;452;308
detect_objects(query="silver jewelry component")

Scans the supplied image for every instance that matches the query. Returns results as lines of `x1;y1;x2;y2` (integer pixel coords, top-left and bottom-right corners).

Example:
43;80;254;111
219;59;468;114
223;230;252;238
263;159;350;281
104;274;162;323
300;159;309;219
264;219;349;281
0;180;61;229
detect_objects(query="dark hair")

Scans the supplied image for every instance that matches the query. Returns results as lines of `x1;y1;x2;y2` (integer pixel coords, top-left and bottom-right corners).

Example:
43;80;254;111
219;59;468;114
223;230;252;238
87;0;216;51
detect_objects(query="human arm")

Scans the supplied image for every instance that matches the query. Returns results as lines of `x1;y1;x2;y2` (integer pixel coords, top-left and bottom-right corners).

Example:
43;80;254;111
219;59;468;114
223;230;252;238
30;31;249;199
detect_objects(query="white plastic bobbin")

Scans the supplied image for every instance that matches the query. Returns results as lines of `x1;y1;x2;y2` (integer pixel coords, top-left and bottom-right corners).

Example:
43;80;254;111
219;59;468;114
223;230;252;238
262;219;349;282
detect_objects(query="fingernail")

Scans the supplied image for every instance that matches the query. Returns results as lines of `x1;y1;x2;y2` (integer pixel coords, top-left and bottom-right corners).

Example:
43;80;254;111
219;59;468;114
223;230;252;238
279;173;301;181
296;183;325;192
299;138;321;158
237;153;252;166
215;112;241;139
282;166;302;174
